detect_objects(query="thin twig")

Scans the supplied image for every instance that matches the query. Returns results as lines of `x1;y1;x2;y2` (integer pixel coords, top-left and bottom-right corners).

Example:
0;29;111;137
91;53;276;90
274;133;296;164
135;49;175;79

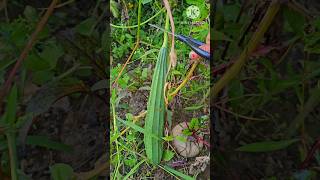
168;61;200;101
214;104;268;121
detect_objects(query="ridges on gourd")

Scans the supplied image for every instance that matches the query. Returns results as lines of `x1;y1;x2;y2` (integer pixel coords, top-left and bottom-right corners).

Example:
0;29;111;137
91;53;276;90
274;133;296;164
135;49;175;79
144;45;168;164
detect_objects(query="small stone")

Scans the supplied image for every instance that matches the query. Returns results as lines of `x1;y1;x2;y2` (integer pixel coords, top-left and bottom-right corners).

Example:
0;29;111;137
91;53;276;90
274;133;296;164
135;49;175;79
172;122;203;158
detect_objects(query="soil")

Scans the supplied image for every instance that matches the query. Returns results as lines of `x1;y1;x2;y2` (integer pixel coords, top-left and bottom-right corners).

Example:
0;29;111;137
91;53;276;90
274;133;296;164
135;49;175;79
21;96;107;179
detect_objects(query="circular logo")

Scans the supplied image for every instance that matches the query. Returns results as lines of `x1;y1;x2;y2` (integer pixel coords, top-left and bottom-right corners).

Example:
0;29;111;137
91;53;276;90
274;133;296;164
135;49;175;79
186;5;200;19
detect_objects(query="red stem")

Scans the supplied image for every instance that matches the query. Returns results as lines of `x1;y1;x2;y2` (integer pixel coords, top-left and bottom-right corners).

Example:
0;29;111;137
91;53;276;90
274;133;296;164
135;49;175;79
192;131;211;148
299;137;320;169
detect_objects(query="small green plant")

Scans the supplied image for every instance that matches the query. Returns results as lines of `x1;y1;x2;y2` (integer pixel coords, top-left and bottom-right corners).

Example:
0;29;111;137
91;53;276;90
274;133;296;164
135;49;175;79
182;117;206;136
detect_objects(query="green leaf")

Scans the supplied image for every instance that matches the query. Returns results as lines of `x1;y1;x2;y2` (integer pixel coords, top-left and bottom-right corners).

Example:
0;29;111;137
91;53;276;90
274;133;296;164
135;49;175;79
236;139;299;152
110;0;119;18
118;74;130;88
141;68;148;80
182;129;193;136
116;117;161;141
24;53;51;71
304;32;320;54
171;70;183;76
185;0;203;5
26;135;73;152
162;165;195;180
162;135;174;142
75;17;96;36
32;70;55;85
0;59;15;72
9;21;29;48
189;118;199;130
142;0;152;5
162;150;175;161
39;43;64;69
212;29;233;41
124;156;137;167
184;105;203;111
24;5;38;21
123;159;146;180
125;113;134;121
283;6;305;35
50;163;74;180
3;85;18;125
175;136;187;143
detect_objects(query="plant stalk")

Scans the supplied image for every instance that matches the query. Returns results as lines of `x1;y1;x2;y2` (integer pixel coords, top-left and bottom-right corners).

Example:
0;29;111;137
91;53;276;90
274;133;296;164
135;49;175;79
6;131;18;180
168;61;200;100
212;0;281;99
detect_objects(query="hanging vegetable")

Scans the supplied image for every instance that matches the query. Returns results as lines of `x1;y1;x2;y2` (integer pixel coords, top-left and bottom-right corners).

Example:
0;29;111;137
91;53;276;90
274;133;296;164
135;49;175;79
144;16;170;164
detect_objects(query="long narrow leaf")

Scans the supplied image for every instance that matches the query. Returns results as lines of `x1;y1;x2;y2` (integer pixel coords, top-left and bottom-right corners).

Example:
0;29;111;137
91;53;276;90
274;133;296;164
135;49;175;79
123;159;146;180
162;165;195;180
4;85;18;125
144;16;169;165
236;139;299;152
116;117;161;141
26;135;73;152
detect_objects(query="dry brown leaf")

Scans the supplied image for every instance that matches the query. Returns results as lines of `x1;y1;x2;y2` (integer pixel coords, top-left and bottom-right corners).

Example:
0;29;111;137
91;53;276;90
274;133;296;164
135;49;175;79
169;50;177;68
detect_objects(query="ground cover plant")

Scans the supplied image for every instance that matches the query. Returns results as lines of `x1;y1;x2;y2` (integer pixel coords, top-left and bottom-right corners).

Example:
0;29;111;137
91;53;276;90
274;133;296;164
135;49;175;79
0;0;107;179
110;0;210;179
213;0;320;179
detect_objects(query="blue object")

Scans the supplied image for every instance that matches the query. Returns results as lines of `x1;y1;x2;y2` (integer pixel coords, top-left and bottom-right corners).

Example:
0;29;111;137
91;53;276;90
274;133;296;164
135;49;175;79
149;24;210;60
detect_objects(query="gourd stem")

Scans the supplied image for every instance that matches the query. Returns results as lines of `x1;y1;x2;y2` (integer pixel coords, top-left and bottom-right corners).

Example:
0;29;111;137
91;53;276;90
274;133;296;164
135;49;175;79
162;14;170;48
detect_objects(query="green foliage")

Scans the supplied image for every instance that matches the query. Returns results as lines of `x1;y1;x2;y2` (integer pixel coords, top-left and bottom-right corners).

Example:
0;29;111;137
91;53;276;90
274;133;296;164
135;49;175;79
283;6;305;35
50;163;74;180
75;17;97;36
110;0;120;18
26;136;73;152
162;150;175;161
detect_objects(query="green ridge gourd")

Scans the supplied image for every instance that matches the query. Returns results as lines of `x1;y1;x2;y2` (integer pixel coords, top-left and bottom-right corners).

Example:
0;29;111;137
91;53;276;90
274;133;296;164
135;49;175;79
144;16;169;164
